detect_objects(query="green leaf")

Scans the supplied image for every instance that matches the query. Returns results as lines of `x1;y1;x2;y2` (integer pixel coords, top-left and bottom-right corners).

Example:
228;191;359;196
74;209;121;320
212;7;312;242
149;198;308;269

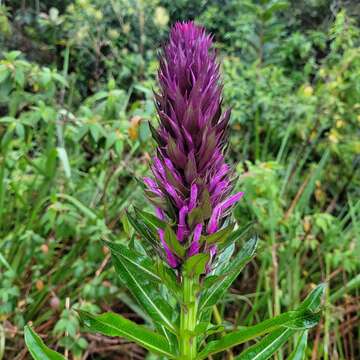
183;253;210;277
199;189;212;219
14;69;25;87
134;207;167;230
78;311;176;358
234;328;294;360
126;211;160;249
0;65;9;83
58;193;97;220
201;224;235;245
57;147;71;178
194;323;225;337
188;190;213;227
288;331;308;360
164;225;186;258
148;121;162;146
155;260;181;299
188;207;204;228
111;254;177;333
210;243;235;275
199;284;324;359
298;283;326;312
104;240;161;282
198;310;318;359
199;236;258;312
24;325;66;360
219;221;254;250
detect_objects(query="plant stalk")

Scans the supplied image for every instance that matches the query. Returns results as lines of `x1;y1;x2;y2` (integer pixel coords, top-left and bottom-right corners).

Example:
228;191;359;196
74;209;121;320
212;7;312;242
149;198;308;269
179;276;198;359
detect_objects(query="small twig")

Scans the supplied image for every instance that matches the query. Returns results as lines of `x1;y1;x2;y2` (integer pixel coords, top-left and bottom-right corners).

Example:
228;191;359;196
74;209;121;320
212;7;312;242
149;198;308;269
95;253;111;277
284;173;310;220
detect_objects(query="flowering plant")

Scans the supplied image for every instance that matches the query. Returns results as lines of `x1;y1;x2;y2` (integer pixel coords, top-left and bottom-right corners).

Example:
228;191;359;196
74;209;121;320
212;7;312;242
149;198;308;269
24;22;323;360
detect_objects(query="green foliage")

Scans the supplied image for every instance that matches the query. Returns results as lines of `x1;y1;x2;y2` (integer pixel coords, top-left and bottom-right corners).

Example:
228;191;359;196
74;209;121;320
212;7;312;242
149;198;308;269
199;285;324;359
0;0;358;359
24;325;66;360
78;310;176;358
79;234;321;359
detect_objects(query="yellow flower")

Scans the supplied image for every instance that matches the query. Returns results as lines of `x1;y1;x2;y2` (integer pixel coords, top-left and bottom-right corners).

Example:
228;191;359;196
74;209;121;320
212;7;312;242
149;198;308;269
123;23;131;34
336;119;345;128
94;10;103;21
319;68;326;78
129;116;141;141
78;0;88;8
328;129;339;144
303;85;313;97
354;142;360;154
67;4;75;13
108;29;119;40
154;7;169;28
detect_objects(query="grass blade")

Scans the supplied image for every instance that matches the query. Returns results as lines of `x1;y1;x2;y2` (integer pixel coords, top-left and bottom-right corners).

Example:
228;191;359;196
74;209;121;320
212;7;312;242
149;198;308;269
288;331;308;360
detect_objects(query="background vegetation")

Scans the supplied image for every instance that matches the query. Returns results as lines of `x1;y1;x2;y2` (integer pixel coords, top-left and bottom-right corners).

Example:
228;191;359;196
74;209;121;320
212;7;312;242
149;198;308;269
0;0;359;359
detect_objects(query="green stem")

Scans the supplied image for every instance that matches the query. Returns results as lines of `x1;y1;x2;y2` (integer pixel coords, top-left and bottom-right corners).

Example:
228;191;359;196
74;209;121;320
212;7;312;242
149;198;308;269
179;276;198;359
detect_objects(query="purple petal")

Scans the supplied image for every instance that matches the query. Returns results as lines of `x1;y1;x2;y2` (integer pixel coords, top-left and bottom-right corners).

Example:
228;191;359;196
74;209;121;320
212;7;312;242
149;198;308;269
188;223;203;257
164;182;184;208
207;204;221;234
177;206;188;242
207;192;244;234
159;228;178;268
220;192;244;210
189;183;198;211
143;177;163;197
155;207;165;220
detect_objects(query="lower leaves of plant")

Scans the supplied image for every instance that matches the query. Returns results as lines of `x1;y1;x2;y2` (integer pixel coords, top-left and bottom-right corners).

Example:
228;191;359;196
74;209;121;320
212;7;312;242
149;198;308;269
24;325;65;360
24;234;324;360
78;236;322;360
78;311;175;358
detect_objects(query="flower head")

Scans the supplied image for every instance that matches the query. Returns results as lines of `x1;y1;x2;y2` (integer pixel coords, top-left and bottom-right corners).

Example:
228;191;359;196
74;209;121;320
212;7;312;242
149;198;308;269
144;21;243;268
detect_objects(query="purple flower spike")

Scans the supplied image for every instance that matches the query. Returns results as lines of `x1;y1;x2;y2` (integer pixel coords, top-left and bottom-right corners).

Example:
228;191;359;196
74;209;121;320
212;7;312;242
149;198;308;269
144;21;243;269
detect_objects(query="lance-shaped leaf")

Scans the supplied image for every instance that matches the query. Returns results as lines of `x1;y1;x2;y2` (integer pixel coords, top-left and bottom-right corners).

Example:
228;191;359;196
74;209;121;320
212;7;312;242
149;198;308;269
164;225;186;258
200;224;234;245
78;311;176;359
198;284;324;359
155;260;181;300
199;236;258;312
183;253;210;278
104;240;160;283
126;211;160;250
298;283;326;312
24;325;66;360
210;243;235;275
198;310;319;359
134;207;167;230
288;330;308;360
111;253;177;334
218;221;255;251
234;328;295;360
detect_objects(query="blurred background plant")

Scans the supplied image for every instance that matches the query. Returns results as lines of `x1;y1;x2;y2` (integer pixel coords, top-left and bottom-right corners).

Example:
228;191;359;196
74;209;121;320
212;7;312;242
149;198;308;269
0;0;359;359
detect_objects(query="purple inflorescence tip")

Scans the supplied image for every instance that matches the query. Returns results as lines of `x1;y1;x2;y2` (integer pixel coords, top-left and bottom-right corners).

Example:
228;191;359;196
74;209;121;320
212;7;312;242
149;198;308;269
144;21;243;269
